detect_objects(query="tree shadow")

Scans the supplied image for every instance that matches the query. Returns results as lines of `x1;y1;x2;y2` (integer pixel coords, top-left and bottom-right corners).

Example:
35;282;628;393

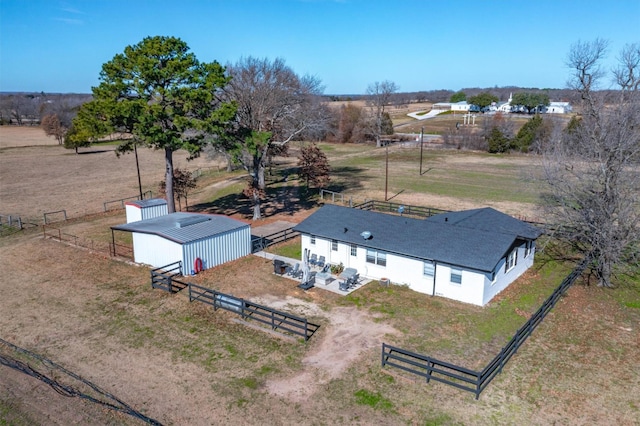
77;149;112;155
190;182;319;220
325;165;369;193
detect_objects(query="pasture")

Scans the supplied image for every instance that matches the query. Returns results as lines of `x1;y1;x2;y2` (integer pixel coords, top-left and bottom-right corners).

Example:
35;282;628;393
1;126;639;425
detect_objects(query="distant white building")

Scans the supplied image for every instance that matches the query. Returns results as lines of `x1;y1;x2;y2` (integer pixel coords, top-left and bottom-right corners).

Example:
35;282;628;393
451;101;471;112
497;93;513;113
546;102;572;114
432;102;452;110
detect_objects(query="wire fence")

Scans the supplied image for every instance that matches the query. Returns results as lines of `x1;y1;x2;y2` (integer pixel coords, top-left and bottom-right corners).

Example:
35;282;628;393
0;337;162;425
42;224;133;260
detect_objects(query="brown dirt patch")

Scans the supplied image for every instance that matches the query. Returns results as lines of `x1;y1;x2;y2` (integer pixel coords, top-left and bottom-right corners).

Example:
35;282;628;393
254;295;397;402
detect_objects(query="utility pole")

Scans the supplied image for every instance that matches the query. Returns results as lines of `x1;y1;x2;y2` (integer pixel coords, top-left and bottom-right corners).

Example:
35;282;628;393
385;145;389;201
134;143;143;199
419;127;424;175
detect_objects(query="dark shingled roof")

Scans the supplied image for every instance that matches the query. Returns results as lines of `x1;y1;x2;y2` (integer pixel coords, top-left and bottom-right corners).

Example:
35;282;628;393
111;212;249;244
425;207;542;240
292;205;542;272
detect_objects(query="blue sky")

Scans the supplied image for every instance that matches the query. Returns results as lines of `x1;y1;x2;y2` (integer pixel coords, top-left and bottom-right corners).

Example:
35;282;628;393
1;0;638;95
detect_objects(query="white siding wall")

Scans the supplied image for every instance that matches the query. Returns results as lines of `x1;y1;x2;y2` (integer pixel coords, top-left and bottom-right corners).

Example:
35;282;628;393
433;264;485;306
125;205;142;224
141;204;168;221
132;225;251;274
182;226;251;275
133;233;182;268
482;241;535;305
125;204;168;223
300;234;536;306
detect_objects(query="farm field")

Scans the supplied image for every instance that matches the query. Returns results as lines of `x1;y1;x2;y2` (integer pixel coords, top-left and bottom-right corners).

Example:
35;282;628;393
1;125;639;424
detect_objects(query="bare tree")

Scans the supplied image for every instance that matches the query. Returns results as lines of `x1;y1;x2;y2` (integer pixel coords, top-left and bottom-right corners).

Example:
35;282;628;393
543;40;640;287
366;80;398;147
298;143;330;189
223;57;330;220
41;114;66;144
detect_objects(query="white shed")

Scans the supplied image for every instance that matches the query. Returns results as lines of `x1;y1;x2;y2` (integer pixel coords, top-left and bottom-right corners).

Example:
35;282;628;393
125;198;168;223
111;212;251;275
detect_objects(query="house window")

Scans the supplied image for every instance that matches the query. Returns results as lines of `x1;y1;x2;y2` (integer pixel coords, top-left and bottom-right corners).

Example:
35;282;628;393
505;249;518;272
450;268;462;285
331;239;338;251
423;262;435;277
366;249;387;266
524;241;533;257
350;244;357;257
310;235;316;245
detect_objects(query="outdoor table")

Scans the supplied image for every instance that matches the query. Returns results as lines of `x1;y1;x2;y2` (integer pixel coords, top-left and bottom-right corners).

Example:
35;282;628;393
315;271;333;285
339;267;357;281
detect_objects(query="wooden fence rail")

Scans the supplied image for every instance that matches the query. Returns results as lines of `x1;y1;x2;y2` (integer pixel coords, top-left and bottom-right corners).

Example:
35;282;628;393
353;200;449;218
103;191;153;212
149;264;320;341
187;283;320;341
382;258;589;398
251;227;300;253
42;224;131;259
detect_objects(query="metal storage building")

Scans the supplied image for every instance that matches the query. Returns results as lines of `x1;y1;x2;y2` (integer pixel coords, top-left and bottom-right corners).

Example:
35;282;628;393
125;198;168;223
111;212;251;275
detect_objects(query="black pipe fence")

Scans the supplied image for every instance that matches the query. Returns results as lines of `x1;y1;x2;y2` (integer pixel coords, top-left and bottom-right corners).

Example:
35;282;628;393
382;258;589;398
353;200;448;218
42;224;132;259
150;261;184;293
103;191;153;212
251;227;300;253
188;283;319;341
150;263;319;341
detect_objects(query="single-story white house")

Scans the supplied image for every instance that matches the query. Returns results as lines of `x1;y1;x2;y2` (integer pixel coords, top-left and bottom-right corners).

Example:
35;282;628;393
451;101;471;112
111;212;251;275
293;205;542;306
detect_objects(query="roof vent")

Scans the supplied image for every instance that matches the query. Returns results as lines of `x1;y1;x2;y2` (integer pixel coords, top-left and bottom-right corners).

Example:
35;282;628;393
175;216;210;228
360;231;372;240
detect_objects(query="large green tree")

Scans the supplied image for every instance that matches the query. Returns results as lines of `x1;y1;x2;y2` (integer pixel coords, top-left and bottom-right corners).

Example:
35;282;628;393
450;91;466;103
73;36;236;213
468;92;498;109
511;92;550;112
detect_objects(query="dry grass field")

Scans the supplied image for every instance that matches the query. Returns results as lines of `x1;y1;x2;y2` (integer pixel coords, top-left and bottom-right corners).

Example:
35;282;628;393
1;126;639;425
0;126;216;221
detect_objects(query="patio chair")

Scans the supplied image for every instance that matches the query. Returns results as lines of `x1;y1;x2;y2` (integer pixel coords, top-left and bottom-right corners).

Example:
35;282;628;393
348;273;360;287
287;263;300;277
339;280;349;292
309;253;318;266
317;255;326;268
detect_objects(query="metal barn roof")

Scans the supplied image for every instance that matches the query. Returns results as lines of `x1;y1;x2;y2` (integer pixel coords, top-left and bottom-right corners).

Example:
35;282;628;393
112;212;249;244
125;198;168;208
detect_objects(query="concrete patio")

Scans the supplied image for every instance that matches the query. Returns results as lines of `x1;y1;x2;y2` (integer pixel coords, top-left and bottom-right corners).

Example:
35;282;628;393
254;251;371;295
